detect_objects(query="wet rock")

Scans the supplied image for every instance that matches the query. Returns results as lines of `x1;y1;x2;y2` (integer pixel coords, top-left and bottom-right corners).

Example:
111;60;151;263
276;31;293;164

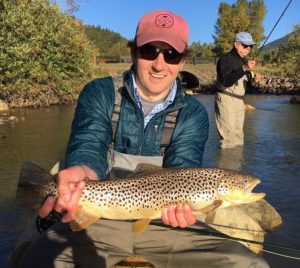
290;95;300;104
8;115;17;121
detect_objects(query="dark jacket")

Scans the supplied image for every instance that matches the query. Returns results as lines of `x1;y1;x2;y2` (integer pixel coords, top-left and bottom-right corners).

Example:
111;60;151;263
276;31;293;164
217;49;251;89
65;69;209;179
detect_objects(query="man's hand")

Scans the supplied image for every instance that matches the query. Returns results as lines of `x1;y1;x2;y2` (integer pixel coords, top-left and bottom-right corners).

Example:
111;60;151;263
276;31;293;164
254;73;262;82
38;165;97;223
162;204;196;228
247;59;256;70
242;59;257;72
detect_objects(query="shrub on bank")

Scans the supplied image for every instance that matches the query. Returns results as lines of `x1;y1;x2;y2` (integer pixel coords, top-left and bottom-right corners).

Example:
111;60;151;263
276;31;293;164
0;0;93;106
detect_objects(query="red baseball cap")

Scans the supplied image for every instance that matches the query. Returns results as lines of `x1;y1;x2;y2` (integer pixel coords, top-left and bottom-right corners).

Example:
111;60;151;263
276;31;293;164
135;10;189;53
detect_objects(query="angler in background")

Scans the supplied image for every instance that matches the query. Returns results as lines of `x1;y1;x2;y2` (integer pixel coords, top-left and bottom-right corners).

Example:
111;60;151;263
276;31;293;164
16;12;268;268
215;31;262;149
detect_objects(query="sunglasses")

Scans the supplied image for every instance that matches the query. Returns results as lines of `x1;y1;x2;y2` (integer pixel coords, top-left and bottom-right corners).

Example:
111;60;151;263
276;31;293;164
241;43;253;49
138;44;185;65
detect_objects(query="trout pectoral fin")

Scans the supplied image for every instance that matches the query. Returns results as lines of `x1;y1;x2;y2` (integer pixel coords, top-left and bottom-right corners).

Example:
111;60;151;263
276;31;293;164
205;211;216;224
70;199;102;231
201;200;223;224
132;218;151;233
200;200;223;214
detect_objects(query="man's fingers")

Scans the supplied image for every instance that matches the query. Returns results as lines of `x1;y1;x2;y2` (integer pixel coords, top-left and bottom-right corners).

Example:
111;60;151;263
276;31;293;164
183;205;196;225
161;207;170;225
167;205;178;228
54;201;66;214
38;166;88;224
174;204;196;228
57;170;72;203
175;204;187;228
38;196;56;218
61;181;85;223
162;204;196;228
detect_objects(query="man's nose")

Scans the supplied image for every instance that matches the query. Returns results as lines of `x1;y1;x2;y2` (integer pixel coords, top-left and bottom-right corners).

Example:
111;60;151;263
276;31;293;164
152;52;166;70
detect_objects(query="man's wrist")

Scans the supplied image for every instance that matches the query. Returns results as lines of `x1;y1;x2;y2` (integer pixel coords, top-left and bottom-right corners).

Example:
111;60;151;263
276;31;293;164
80;165;98;180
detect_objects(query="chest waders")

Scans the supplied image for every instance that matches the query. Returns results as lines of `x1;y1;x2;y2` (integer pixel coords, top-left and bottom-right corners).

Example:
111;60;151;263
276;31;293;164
215;74;247;149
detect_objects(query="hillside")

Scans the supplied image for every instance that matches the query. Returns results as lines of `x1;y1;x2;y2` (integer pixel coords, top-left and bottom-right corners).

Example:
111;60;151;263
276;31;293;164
260;33;290;54
84;25;129;56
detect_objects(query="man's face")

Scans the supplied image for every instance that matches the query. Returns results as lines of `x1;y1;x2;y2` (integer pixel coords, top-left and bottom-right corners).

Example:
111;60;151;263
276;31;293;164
235;42;252;58
134;41;185;101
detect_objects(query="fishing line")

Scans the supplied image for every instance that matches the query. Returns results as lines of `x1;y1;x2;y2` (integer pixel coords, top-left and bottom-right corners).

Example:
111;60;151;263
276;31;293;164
263;249;300;260
255;0;293;57
150;222;300;257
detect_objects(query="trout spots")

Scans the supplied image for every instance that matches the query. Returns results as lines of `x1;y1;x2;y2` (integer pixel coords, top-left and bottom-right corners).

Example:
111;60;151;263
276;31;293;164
78;167;263;219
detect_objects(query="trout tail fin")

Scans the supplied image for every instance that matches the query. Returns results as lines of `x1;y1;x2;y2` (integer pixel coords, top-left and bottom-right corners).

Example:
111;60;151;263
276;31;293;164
17;161;56;209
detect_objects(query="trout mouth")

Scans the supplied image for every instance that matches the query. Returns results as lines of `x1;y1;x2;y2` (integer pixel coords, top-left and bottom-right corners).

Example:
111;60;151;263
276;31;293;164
245;179;265;203
220;178;265;205
246;179;261;194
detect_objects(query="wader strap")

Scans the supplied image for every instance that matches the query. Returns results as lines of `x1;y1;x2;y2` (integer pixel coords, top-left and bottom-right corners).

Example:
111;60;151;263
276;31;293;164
160;110;179;155
218;90;244;100
111;76;123;145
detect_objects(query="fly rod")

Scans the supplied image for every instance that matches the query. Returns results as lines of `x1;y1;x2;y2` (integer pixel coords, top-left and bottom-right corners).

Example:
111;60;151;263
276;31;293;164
151;221;300;255
256;0;293;57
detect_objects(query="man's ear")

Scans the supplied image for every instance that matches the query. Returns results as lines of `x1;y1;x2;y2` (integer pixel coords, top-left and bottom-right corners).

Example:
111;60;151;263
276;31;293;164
179;60;186;71
233;42;239;49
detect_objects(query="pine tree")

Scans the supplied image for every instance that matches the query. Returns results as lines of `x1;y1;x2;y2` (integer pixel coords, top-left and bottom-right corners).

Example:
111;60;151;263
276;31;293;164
214;0;266;55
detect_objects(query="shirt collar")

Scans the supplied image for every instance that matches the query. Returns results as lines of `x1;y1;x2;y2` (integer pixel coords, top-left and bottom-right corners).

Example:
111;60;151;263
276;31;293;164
131;73;177;110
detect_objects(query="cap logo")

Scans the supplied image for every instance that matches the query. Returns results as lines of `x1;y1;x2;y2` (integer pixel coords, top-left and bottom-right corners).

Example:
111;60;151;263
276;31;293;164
155;14;174;28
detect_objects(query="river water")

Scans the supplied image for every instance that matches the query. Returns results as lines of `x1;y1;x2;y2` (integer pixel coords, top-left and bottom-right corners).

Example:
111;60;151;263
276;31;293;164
0;95;299;267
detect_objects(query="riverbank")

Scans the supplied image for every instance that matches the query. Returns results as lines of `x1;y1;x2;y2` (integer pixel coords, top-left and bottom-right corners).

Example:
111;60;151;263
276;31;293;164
0;63;299;110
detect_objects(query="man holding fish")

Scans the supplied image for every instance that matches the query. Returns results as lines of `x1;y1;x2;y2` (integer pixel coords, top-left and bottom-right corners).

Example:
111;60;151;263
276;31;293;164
17;10;269;268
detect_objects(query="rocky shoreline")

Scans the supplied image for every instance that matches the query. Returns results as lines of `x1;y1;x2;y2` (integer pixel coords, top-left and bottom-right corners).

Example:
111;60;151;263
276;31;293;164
197;75;300;96
248;76;300;95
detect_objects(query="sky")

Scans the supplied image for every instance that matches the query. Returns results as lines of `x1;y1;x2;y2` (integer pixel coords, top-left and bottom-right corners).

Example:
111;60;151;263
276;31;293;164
71;0;299;45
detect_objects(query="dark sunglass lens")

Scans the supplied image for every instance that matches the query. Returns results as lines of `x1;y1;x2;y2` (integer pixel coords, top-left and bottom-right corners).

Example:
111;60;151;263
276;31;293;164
242;43;253;49
139;44;159;60
139;44;184;64
163;49;183;64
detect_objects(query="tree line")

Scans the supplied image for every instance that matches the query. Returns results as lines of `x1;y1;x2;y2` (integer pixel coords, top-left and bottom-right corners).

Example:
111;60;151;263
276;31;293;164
0;0;93;104
0;0;299;106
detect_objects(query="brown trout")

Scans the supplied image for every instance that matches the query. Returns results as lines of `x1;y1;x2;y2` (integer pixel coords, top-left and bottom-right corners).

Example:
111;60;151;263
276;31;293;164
17;161;265;232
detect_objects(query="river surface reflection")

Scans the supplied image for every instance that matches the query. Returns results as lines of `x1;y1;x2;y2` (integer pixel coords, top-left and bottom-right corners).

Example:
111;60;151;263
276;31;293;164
0;95;299;267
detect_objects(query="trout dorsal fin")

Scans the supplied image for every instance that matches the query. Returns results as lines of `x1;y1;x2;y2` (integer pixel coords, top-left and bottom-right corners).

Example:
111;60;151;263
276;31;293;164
130;163;162;177
70;199;102;231
132;218;151;233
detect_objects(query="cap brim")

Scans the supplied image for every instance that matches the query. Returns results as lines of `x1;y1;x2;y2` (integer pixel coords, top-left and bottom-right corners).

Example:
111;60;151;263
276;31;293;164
235;39;256;46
